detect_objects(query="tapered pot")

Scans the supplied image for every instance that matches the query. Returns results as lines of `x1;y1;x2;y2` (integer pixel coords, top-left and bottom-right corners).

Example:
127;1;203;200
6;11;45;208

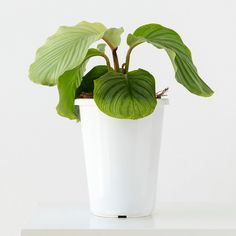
78;99;168;218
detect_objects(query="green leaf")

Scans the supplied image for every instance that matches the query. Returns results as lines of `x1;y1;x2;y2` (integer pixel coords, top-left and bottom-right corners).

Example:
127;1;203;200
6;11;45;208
103;27;124;48
29;21;107;86
127;24;214;97
75;65;108;97
94;69;157;119
127;33;145;47
56;66;85;120
56;49;108;121
97;43;106;52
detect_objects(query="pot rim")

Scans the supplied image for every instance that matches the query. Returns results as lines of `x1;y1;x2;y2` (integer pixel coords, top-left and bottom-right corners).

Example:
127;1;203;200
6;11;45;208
76;98;169;106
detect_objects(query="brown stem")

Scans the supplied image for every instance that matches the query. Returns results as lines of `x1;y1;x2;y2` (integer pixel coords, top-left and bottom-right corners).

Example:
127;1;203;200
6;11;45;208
121;63;126;73
156;87;169;98
103;38;120;72
112;48;120;72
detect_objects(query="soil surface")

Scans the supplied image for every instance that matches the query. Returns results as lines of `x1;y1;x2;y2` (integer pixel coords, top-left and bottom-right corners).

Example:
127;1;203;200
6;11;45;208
79;88;169;99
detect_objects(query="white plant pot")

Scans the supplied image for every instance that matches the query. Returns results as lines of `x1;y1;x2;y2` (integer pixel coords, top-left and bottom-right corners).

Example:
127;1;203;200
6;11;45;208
78;99;168;218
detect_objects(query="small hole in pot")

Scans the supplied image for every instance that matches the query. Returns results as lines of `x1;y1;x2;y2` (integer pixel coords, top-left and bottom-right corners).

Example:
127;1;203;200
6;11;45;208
118;215;127;218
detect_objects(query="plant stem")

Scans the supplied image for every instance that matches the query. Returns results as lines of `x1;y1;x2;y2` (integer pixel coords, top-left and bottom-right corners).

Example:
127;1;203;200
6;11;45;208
124;43;143;74
102;54;112;70
156;87;169;98
103;38;120;72
121;63;126;73
124;47;133;74
112;48;120;72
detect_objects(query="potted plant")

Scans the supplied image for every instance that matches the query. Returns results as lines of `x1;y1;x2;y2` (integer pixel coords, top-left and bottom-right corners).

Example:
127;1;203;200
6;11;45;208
29;21;213;218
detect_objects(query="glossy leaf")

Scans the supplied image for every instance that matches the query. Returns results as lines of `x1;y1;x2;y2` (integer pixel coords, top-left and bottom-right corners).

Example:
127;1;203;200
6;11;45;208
29;21;107;86
56;49;108;121
75;65;108;97
127;24;214;97
94;69;157;119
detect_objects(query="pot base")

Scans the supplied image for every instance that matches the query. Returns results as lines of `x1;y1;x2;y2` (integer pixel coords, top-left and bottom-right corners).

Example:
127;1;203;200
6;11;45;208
92;211;152;218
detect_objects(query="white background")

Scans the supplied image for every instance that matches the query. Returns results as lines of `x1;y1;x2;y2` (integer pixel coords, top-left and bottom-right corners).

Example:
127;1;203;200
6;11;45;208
0;0;236;235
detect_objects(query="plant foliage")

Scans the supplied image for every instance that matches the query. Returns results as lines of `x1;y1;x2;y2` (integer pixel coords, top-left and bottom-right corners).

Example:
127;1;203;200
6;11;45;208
29;21;213;121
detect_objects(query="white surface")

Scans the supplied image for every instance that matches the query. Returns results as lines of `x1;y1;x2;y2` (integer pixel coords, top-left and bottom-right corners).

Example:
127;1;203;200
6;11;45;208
0;0;236;236
21;204;236;236
78;99;167;217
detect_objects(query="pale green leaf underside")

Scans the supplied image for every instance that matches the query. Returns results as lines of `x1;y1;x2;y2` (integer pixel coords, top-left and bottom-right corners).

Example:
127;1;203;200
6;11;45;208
128;24;214;97
29;21;107;86
103;27;124;48
56;65;85;120
94;69;157;119
97;43;106;52
56;49;108;121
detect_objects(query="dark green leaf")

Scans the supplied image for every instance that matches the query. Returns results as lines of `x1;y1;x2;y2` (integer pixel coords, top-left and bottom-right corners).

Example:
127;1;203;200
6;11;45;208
94;69;157;119
75;65;108;97
128;24;214;97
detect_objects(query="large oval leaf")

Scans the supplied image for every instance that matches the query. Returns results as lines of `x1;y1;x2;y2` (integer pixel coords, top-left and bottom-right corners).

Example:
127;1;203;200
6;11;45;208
29;21;107;86
56;49;109;121
127;24;214;97
94;69;157;119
